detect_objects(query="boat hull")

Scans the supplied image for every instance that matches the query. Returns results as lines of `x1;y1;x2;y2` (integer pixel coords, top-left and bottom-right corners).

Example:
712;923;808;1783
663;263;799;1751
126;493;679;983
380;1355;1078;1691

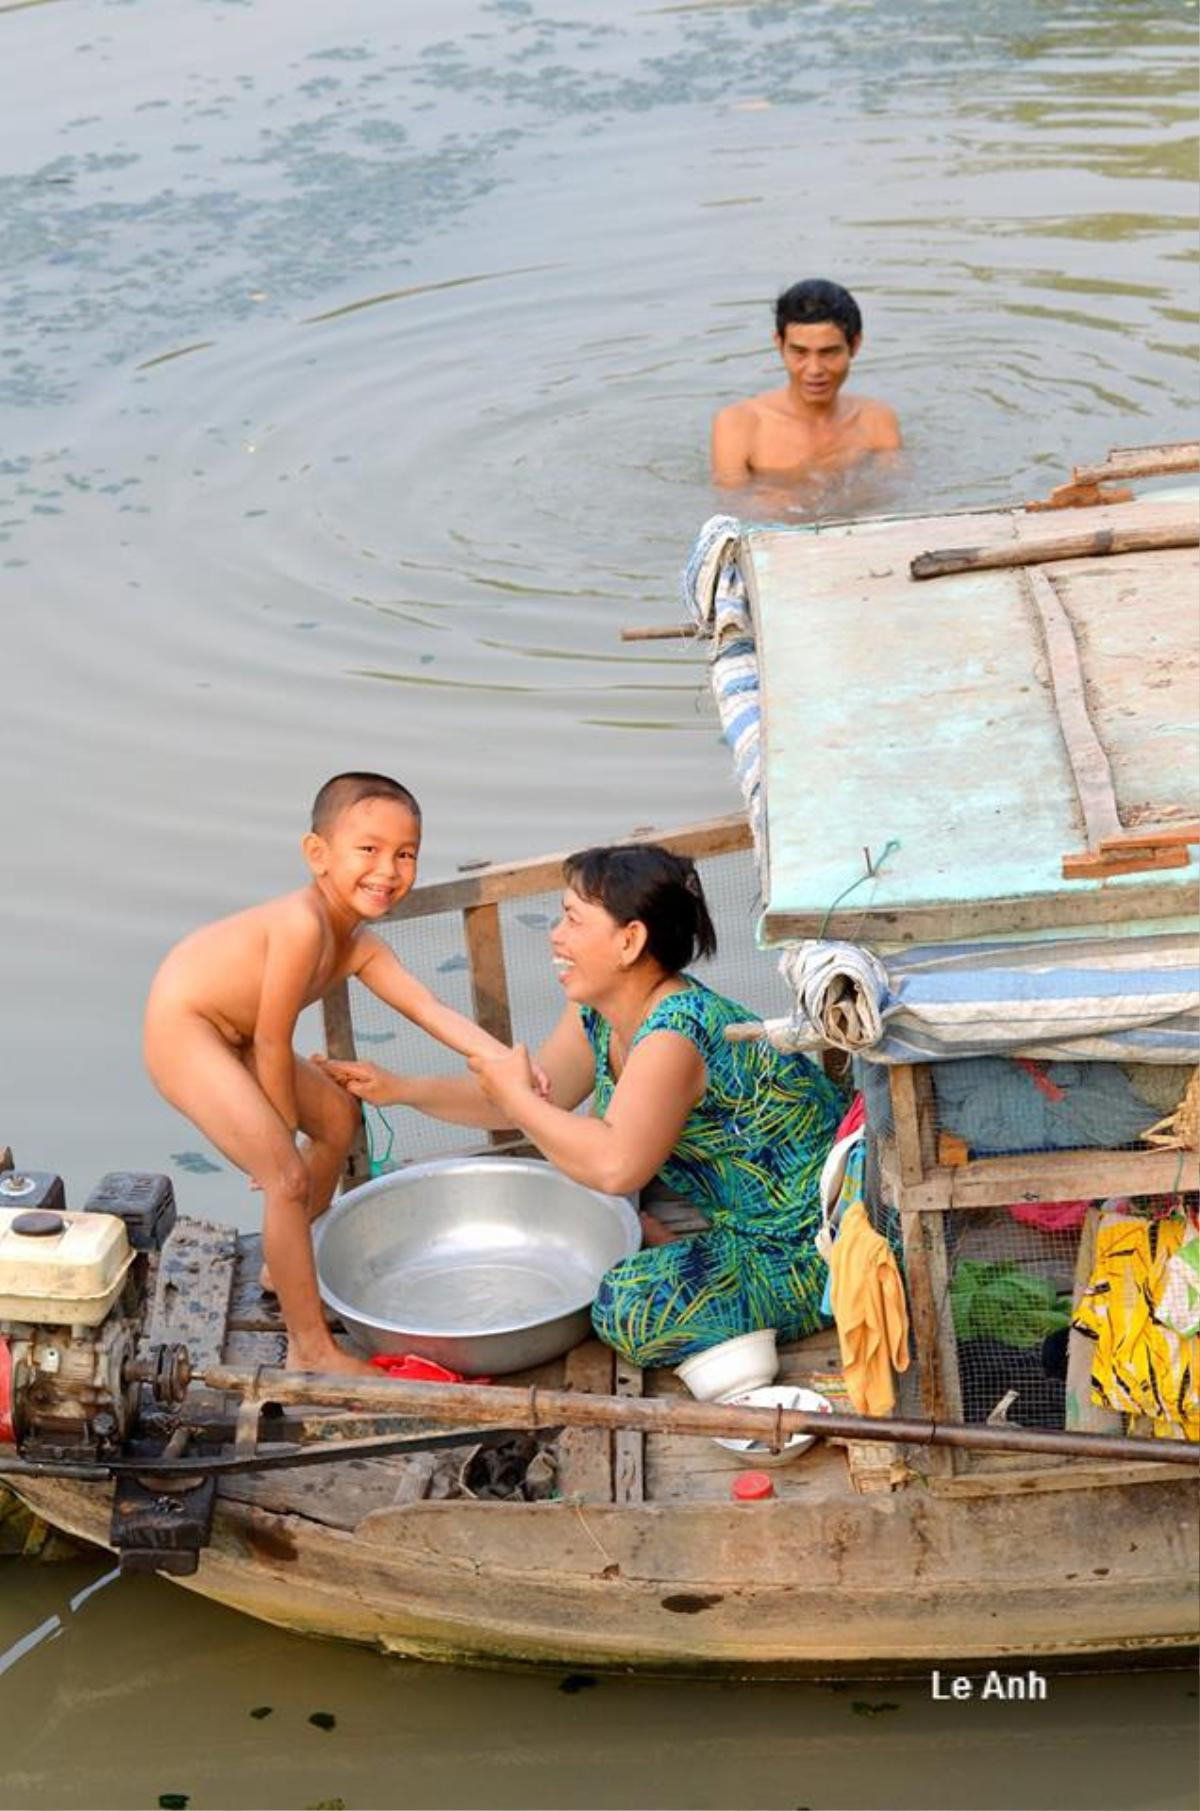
11;1472;1198;1678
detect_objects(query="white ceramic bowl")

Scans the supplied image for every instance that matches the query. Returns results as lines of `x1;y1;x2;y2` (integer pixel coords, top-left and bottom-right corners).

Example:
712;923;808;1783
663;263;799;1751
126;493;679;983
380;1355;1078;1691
711;1385;833;1466
674;1328;779;1402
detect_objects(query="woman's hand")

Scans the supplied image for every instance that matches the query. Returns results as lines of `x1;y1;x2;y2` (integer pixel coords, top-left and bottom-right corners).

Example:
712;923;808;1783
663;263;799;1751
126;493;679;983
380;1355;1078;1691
312;1054;401;1107
468;1043;539;1115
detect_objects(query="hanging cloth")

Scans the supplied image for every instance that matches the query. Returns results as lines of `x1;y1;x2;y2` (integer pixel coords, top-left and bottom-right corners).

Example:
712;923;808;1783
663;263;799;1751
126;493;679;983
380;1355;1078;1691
827;1167;911;1417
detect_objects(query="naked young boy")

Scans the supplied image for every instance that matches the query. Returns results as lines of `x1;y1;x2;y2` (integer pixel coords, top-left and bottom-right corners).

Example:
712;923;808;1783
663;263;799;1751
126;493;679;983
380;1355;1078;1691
143;770;510;1376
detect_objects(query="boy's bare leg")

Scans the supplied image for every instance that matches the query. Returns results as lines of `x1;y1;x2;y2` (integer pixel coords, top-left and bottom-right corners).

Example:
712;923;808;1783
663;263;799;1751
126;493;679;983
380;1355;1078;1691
258;1055;361;1292
145;1010;373;1376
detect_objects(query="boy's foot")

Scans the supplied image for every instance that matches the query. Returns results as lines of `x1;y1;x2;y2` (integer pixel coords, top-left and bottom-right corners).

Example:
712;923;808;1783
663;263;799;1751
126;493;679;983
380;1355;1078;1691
286;1342;375;1377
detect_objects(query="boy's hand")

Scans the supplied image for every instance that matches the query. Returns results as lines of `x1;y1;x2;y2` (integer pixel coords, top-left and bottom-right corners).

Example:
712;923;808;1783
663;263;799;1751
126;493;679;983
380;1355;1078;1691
313;1054;396;1107
468;1043;538;1114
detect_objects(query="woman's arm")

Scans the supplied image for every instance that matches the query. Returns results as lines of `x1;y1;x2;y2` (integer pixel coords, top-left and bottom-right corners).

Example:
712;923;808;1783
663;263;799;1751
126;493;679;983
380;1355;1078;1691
315;1003;598;1130
471;1027;705;1197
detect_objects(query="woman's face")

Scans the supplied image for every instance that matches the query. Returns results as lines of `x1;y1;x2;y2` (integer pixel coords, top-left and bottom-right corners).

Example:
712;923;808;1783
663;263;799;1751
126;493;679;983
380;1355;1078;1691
551;885;628;1003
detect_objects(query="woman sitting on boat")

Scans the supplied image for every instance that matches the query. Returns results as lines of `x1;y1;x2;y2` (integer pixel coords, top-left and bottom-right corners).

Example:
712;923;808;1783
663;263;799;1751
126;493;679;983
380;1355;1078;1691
320;844;843;1367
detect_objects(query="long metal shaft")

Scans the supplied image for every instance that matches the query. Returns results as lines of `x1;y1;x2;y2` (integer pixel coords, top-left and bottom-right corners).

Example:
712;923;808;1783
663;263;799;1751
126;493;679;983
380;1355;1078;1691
201;1365;1200;1467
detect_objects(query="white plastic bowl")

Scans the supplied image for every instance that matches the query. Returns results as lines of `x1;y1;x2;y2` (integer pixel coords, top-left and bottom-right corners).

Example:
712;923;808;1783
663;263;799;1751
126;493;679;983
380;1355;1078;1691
712;1385;833;1466
674;1328;779;1402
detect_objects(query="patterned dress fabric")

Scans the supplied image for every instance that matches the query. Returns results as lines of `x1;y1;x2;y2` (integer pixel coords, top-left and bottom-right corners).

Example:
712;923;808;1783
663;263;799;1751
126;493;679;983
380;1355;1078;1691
585;978;843;1366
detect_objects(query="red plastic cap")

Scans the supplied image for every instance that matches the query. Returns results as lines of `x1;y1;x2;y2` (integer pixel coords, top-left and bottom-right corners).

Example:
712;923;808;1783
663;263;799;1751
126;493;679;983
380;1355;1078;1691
731;1470;775;1501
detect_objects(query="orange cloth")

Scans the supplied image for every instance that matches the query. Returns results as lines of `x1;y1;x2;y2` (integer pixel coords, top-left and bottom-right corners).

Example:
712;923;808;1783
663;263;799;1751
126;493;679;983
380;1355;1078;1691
828;1198;911;1416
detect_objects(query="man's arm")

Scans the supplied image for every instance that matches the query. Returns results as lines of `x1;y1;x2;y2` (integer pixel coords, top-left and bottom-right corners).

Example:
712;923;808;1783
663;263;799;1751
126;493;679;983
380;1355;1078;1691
253;908;324;1132
710;403;756;486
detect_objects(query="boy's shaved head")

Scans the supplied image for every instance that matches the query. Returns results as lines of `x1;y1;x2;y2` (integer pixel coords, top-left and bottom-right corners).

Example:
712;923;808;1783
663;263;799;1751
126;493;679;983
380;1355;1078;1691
311;772;421;835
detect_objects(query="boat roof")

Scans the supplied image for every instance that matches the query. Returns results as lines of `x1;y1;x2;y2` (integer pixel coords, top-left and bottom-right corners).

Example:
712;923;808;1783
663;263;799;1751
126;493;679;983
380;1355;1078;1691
736;490;1199;946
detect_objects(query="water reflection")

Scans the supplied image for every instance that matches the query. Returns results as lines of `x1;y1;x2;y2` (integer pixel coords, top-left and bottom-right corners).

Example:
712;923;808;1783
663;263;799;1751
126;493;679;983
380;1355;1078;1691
0;1;1197;1799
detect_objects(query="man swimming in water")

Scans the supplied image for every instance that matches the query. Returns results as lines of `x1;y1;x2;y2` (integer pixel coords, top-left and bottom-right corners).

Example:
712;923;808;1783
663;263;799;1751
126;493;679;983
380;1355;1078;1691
710;279;901;485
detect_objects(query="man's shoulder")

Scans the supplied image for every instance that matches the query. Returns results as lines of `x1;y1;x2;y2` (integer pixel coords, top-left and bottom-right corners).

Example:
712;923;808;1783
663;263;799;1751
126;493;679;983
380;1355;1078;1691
714;387;783;423
850;394;902;446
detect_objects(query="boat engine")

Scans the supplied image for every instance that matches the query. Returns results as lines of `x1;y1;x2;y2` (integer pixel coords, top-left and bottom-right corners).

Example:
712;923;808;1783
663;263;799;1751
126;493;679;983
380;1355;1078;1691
0;1170;188;1462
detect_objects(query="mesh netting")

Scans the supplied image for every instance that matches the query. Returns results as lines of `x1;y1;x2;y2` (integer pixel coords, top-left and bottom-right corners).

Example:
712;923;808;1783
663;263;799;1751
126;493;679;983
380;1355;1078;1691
863;1057;1198;1436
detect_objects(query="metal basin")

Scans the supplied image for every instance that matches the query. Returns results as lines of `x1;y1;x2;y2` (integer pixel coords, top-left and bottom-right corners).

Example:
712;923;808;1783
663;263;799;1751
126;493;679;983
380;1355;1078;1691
313;1156;641;1374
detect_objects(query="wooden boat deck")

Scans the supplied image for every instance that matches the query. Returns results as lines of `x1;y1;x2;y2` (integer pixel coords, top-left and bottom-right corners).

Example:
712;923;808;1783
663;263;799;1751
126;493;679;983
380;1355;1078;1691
214;1221;856;1531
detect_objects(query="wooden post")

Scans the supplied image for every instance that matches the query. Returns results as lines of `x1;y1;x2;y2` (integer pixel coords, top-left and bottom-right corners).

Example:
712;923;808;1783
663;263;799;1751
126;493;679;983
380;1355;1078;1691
322;981;370;1187
463;902;514;1148
890;1064;960;1471
613;1358;645;1506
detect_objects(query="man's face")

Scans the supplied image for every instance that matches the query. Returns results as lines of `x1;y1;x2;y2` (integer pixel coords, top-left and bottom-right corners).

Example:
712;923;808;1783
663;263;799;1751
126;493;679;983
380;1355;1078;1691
774;320;859;402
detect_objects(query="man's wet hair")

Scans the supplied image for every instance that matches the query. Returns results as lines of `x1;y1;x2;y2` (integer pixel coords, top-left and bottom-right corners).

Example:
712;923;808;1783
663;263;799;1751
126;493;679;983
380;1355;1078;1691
311;772;422;836
774;279;862;345
562;843;717;973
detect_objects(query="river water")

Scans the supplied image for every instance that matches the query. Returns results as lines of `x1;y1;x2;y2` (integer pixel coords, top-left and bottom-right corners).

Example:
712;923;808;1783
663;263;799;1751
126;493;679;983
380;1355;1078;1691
1;1;1197;1806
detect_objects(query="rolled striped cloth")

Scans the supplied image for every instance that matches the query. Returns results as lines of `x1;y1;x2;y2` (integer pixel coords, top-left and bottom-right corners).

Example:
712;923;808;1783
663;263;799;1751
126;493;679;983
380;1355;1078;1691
773;941;894;1053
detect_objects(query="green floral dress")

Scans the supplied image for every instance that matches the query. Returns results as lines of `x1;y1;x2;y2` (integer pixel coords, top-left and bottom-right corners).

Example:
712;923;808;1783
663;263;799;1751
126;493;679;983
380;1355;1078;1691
584;977;842;1367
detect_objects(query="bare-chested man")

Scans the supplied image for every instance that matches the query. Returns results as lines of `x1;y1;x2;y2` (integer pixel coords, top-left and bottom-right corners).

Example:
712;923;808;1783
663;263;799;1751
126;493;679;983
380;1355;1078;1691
711;279;901;485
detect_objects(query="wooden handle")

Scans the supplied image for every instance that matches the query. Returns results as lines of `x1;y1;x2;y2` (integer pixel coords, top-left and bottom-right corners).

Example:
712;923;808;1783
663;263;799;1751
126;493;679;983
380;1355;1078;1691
910;520;1198;581
619;624;698;642
1072;441;1200;485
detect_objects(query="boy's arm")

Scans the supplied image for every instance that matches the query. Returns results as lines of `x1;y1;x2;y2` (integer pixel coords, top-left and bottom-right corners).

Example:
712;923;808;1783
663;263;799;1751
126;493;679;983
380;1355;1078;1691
351;935;508;1062
316;1001;596;1128
253;909;324;1132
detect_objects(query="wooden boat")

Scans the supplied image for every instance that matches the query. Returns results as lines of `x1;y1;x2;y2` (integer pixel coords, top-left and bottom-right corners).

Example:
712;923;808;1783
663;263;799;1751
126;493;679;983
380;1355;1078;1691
6;449;1199;1676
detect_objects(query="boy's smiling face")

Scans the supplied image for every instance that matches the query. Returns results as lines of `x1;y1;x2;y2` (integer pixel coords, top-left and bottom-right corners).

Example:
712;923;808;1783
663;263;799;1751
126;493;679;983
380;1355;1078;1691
304;796;422;919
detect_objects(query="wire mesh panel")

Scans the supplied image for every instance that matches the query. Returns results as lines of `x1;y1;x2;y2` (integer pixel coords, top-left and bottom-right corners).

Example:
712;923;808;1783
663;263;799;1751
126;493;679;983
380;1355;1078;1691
867;1053;1199;1439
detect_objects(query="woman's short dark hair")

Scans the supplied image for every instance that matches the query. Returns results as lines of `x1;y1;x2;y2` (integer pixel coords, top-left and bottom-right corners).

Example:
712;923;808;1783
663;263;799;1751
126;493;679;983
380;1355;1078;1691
562;843;717;972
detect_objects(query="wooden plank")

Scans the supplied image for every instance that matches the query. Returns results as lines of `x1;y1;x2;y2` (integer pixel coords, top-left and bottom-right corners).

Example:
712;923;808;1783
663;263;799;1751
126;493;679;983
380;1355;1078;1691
882;1140;1200;1213
1072;442;1200;485
322;980;370;1185
555;1340;614;1505
221;1453;437;1527
888;1064;930;1188
929;1460;1186;1498
619;624;697;642
761;877;1195;946
613;1358;645;1506
462;903;513;1046
388;814;751;922
227;1234;286;1332
911;516;1199;581
144;1217;238;1374
1062;847;1188;881
1098;822;1200;854
948;1146;1199;1210
1022;566;1121;849
1066;1206;1124;1435
223;1327;287;1368
463;901;514;1149
897;1200;959;1475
